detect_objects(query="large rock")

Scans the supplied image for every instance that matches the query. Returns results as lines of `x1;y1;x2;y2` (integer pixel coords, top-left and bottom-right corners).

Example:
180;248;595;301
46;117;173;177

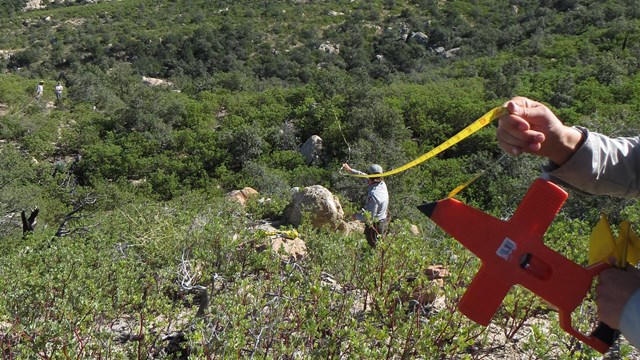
318;41;340;54
24;0;45;10
271;236;307;260
284;185;344;228
411;31;429;46
299;135;322;165
227;187;258;206
142;76;174;88
336;220;364;235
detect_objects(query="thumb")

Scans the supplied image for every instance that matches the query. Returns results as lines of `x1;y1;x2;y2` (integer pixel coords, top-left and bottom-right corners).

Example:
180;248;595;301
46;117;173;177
503;101;532;131
506;98;539;119
506;98;550;125
506;100;523;116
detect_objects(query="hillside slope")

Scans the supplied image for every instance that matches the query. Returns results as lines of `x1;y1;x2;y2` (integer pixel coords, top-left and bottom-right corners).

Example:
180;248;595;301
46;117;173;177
2;0;640;358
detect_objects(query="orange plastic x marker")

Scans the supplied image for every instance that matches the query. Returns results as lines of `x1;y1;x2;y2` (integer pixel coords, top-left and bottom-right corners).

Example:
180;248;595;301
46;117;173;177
418;178;612;353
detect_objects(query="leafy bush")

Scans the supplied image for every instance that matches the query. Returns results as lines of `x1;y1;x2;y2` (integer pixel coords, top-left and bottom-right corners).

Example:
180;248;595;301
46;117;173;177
3;0;640;357
8;48;40;69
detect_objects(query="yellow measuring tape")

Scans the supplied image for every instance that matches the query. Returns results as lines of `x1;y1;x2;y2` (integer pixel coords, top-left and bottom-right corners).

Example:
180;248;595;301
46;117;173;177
447;171;486;198
445;153;509;198
348;106;507;178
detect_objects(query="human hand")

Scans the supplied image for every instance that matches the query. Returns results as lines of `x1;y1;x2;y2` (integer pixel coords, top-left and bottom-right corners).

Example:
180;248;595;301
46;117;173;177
496;97;583;165
342;163;353;172
596;266;640;329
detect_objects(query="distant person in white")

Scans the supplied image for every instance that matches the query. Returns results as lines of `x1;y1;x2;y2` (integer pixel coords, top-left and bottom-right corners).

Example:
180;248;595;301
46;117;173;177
54;82;63;101
36;81;44;100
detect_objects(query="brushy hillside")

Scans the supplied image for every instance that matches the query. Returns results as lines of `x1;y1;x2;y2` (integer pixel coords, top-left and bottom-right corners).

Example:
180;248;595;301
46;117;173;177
2;0;640;358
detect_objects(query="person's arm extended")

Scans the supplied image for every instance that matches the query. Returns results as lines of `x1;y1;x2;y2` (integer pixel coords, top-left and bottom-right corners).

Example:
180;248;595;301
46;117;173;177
497;97;640;197
546;128;640;198
342;163;366;176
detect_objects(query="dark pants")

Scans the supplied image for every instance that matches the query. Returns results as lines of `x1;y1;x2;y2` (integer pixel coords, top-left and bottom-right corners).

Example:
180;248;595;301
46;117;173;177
364;219;388;247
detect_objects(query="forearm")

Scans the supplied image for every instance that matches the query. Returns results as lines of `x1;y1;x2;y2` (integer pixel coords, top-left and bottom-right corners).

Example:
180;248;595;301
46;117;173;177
619;289;640;348
545;127;640;198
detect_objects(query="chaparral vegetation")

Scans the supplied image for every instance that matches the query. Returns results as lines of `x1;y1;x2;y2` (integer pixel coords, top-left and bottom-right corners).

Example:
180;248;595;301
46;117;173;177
2;0;640;358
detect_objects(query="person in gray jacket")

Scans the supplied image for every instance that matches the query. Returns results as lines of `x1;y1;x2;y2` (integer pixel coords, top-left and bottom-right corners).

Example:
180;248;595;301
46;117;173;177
342;163;389;247
497;96;640;348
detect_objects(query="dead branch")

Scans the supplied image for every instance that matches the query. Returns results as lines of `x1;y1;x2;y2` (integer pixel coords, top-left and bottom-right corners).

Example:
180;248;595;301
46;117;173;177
55;195;97;237
178;250;209;318
21;207;39;235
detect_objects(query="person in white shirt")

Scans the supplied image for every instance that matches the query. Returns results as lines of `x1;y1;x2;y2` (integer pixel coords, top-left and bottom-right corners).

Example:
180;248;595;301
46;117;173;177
54;82;63;101
35;81;44;100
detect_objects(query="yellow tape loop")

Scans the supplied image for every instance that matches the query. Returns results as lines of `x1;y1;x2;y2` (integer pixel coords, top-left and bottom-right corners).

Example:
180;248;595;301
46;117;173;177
349;106;507;178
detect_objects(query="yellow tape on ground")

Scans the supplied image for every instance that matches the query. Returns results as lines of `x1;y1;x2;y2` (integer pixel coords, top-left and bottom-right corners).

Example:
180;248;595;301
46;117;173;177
349;106;507;178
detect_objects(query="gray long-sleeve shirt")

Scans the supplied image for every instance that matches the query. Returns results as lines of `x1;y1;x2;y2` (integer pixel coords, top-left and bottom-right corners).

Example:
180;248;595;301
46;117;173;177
348;168;389;223
544;126;640;198
543;126;640;348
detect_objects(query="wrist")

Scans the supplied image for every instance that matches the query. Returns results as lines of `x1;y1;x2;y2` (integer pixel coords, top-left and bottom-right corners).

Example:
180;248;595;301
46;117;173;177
548;126;584;166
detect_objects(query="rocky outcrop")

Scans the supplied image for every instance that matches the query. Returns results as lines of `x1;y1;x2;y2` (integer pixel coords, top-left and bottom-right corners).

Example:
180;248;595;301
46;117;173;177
253;223;307;260
0;51;14;60
142;76;175;88
227;187;258;206
299;135;322;165
433;46;461;59
411;32;429;46
24;0;45;10
284;185;344;228
318;41;339;54
24;0;111;11
336;220;364;235
270;236;306;260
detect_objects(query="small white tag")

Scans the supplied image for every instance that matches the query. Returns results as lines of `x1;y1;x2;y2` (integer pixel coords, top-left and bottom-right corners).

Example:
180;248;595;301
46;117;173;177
496;238;517;261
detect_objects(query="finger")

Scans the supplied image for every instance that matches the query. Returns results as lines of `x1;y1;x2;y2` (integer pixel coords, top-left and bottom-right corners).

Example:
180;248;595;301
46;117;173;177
497;120;544;152
507;99;555;128
506;103;547;138
496;125;526;152
499;109;531;132
497;138;522;156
